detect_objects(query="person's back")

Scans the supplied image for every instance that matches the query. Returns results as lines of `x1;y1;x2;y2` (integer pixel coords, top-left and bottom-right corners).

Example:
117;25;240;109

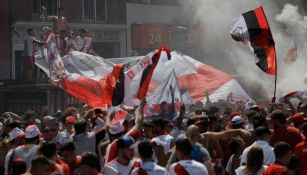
73;131;96;155
131;141;165;175
167;138;208;175
262;142;291;175
14;144;39;168
294;123;307;175
168;159;208;175
240;127;275;166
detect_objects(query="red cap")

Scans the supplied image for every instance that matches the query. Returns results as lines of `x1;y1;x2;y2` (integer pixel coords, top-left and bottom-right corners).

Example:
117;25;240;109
293;113;307;123
65;116;76;124
230;112;240;119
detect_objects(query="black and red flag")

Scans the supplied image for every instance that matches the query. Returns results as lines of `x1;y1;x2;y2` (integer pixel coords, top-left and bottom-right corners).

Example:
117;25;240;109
229;6;276;75
102;46;171;106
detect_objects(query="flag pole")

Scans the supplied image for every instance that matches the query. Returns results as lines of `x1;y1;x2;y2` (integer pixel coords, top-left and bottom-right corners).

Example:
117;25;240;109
273;47;278;100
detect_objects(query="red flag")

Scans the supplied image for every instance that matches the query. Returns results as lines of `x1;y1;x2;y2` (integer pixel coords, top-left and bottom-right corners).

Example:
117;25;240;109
230;6;276;75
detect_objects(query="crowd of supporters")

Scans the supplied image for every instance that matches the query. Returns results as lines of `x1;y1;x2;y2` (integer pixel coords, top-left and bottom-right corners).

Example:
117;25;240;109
0;96;307;175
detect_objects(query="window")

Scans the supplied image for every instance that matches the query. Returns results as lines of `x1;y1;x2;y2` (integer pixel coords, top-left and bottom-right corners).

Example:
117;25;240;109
32;0;58;20
83;0;107;22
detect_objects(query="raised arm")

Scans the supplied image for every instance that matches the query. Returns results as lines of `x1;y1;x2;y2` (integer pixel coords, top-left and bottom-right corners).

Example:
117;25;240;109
130;98;146;133
202;129;250;141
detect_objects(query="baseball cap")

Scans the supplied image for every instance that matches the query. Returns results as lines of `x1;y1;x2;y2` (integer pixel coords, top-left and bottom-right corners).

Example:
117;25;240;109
230;112;241;119
109;122;123;135
231;115;244;125
44;116;55;121
9;127;25;141
117;135;136;149
65;115;76;124
25;125;41;139
293;113;307;124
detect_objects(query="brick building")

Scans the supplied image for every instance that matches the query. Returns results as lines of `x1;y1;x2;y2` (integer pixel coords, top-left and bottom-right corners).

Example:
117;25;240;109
0;0;197;114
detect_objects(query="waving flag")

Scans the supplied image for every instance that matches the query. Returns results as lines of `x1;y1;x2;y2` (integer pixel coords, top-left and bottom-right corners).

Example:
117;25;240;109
284;38;297;63
145;69;182;120
279;91;307;107
102;46;171;106
229;6;276;75
35;32;113;108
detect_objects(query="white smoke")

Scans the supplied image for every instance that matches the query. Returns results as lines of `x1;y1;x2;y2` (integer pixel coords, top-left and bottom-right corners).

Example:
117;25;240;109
180;0;307;100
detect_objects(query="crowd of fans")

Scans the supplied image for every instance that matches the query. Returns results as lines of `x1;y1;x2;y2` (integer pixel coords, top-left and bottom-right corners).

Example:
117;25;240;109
0;96;306;175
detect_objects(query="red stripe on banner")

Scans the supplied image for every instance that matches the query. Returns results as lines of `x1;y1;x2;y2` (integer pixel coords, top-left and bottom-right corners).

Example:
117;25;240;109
61;78;106;108
253;7;276;75
101;64;125;105
178;65;232;101
136;46;170;100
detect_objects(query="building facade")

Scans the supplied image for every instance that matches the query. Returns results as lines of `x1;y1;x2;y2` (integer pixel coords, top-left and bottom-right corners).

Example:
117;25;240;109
0;0;198;114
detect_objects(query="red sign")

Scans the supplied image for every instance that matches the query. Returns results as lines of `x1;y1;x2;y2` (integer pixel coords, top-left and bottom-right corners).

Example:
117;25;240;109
131;24;174;49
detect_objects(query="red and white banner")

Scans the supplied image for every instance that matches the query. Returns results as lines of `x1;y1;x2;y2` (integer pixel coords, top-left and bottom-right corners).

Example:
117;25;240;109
145;69;182;120
36;34;250;108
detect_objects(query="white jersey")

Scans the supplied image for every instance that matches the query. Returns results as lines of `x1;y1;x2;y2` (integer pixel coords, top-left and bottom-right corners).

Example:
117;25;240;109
131;162;165;175
56;129;73;145
168;160;208;175
240;141;275;166
103;158;141;175
235;165;267;175
151;134;174;154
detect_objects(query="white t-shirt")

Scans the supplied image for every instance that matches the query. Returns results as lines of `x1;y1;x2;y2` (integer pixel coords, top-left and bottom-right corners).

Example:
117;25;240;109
235;165;267;175
240;141;275;166
24;35;35;56
151;134;174;154
56;130;73;145
168;160;208;175
103;158;141;175
131;162;165;175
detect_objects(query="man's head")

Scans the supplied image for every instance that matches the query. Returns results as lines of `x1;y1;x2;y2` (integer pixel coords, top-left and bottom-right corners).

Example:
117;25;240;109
160;101;168;113
231;115;244;129
186;125;201;143
23;110;37;125
254;126;271;142
269;109;287;129
25;125;41;144
228;137;245;154
274;142;292;165
292;113;307;128
27;28;34;35
108;122;124;140
138;141;153;161
59;142;76;164
58;7;64;16
152;118;165;135
175;138;193;160
74;120;88;135
117;135;136;161
65;115;76;130
30;156;51;175
43;126;57;142
39;142;57;160
80;152;100;174
9;127;25;147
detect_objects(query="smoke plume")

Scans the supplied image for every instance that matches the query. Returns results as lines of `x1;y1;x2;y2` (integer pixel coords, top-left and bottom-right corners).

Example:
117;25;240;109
180;0;307;101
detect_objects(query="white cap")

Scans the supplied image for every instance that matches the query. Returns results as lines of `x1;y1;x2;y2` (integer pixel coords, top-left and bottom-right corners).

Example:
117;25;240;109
231;115;244;125
9;127;25;141
25;125;41;139
109;122;123;135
